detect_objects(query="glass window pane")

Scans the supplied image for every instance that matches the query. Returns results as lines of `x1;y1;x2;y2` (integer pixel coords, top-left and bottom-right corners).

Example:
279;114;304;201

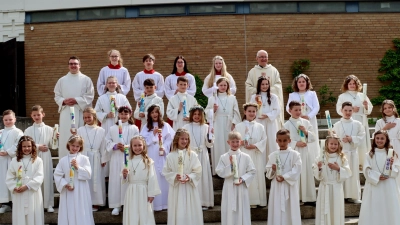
299;2;346;13
189;4;236;14
31;10;77;23
250;3;297;13
79;8;125;20
139;5;185;16
359;2;400;12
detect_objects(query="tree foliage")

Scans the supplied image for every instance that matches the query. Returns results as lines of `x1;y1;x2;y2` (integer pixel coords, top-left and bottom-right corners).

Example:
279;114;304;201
193;74;208;108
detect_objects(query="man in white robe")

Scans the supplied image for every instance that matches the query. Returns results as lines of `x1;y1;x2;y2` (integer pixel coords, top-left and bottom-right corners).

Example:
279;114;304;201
54;56;94;158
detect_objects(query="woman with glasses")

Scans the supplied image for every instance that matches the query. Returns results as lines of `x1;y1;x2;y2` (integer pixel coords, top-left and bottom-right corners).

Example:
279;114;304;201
164;56;196;100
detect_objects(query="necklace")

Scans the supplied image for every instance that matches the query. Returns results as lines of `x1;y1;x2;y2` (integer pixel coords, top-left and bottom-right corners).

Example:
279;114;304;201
191;124;202;153
217;95;228;112
341;121;354;136
22;157;32;172
68;153;79;169
132;157;142;175
279;152;290;171
261;93;268;106
329;154;340;174
0;130;11;149
84;126;98;151
347;92;357;100
374;151;386;176
244;122;254;142
33;125;42;144
121;126;131;145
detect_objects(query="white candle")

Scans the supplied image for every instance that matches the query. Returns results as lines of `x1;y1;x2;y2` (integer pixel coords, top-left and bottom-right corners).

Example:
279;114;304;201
51;124;59;149
178;150;184;180
232;155;240;184
69;166;75;188
256;95;263;118
110;95;116;114
297;121;306;143
208;109;213;140
362;83;367;102
275;152;282;176
118;120;123;143
325;110;333;135
383;148;394;178
70;107;76;132
301;95;306;115
213;90;218;106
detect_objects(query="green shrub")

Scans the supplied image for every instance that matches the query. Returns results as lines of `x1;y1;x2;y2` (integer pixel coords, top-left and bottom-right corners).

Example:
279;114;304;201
193;74;208;108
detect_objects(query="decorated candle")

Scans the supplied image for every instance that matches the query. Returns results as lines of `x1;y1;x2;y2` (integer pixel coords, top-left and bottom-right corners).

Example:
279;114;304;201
232;155;240;184
16;166;22;188
300;95;306;115
297;121;306;143
0;131;4;151
110;95;116;114
275;152;282;176
208;109;214;140
118;120;123;143
124;145;129;168
213;90;218;106
51;124;59;150
320;147;325;163
255;95;263;118
182;97;188;118
70;107;76;132
158;129;164;156
178;150;184;180
383;148;394;178
362;83;367;102
69;166;75;188
325;110;333;135
139;93;145;113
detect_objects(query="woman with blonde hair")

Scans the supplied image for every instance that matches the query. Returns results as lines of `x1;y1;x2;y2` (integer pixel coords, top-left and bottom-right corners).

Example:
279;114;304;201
202;55;236;97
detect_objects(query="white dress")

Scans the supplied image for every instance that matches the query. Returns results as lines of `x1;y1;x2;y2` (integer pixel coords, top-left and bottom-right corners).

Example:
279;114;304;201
54;153;94;225
336;91;373;167
105;122;139;208
284;117;316;202
266;148;302;225
141;122;175;211
375;116;400;155
205;92;241;175
122;156;161;225
216;150;256;225
97;66;131;96
202;74;237;97
313;153;351;225
133;93;164;130
0;125;23;203
183;122;214;207
250;92;280;159
132;70;165;101
333;118;364;200
358;149;400;225
54;72;94;159
286;90;320;161
164;73;196;100
6;156;44;225
166;92;198;131
77;124;107;205
24;122;54;208
162;149;203;225
234;120;267;206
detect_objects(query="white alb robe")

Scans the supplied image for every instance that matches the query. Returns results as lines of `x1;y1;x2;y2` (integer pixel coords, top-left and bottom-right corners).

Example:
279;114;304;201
166;92;198;131
0;126;23;203
284;117;316;202
97;66;131;96
54;72;94;159
286;90;320;161
141;122;175;211
313;153;351;225
216;150;256;225
132;71;165;101
266;148;302;225
24;122;54;208
164;73;196;100
205;92;241;175
122;156;161;225
245;65;284;125
202;74;237;97
162;149;203;225
133;93;164;130
54;153;94;225
6;156;44;225
333;118;364;200
250;92;280;158
336;91;373;167
234;120;267;206
359;149;400;225
183;122;214;207
105;122;139;208
77;124;107;205
375;116;400;155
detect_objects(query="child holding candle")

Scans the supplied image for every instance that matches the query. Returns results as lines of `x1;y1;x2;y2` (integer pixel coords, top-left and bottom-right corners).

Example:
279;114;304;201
122;136;161;225
284;101;316;203
162;128;203;225
336;75;372;168
0;109;23;213
266;129;302;225
140;104;175;211
167;76;198;131
24;105;55;212
77;107;107;211
250;76;280;158
105;106;139;215
313;135;351;225
134;78;164;131
333;101;365;204
216;131;256;225
183;105;214;210
286;74;320;161
359;130;400;225
206;77;241;175
375;100;400;155
6;136;44;225
234;103;267;208
53;135;94;225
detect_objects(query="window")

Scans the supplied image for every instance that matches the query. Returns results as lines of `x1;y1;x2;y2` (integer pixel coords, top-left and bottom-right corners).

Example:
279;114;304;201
250;2;298;13
359;2;400;12
189;4;236;14
31;10;77;23
139;5;186;16
79;8;125;20
299;2;346;13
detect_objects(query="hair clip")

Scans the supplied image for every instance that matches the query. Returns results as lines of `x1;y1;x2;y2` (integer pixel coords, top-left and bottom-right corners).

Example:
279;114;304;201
68;135;82;142
189;105;204;113
119;105;132;112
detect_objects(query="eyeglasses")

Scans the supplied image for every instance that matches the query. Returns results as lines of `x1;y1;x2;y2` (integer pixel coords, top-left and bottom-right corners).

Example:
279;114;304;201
69;63;79;66
176;61;184;64
257;56;268;59
110;55;119;58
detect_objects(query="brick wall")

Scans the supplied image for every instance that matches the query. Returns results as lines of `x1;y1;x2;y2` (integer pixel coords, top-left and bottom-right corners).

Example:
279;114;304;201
24;13;400;126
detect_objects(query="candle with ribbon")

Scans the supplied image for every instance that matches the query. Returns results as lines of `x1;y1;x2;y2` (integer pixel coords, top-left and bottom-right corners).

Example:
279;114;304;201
208;109;213;140
182;97;188;118
118;120;123;143
275;152;282;176
69;165;75;188
51;124;59;149
255;95;263;118
232;155;240;184
0;131;3;152
297;121;306;143
139;93;145;113
158;129;164;156
325;110;333;135
383;148;394;178
178;150;185;181
124;145;129;168
300;95;307;115
213;89;218;106
362;83;367;102
16;166;22;188
110;95;116;115
70;107;76;132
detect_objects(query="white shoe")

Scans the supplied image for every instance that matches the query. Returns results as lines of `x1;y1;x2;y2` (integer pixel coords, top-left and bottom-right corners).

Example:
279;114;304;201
111;207;121;215
0;205;11;213
47;206;54;213
202;207;208;211
92;207;98;212
349;199;362;204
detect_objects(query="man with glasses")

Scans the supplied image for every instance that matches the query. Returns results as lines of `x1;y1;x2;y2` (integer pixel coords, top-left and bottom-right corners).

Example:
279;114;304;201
245;50;284;126
54;56;94;158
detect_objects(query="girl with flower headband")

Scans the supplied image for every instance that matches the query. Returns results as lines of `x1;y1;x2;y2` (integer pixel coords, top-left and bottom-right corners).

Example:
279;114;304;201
53;135;94;225
375;100;400;155
105;106;139;215
336;74;373;168
234;103;267;208
140;104;174;211
183;105;214;210
6;136;44;225
162;128;203;225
